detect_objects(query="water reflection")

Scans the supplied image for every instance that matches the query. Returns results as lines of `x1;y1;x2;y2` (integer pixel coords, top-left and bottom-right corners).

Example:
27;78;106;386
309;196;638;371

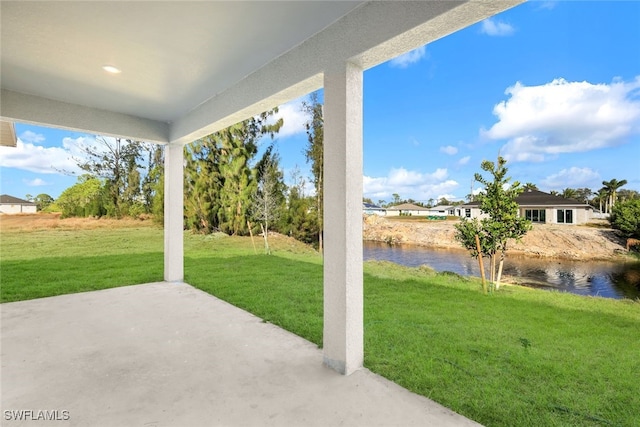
363;241;640;300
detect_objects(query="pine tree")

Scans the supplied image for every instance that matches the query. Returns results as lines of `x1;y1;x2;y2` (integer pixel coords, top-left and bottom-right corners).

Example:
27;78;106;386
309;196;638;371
183;109;282;235
302;91;324;251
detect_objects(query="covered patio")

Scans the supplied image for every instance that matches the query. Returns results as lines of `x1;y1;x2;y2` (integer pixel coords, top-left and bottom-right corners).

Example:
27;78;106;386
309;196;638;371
1;1;522;424
2;282;480;426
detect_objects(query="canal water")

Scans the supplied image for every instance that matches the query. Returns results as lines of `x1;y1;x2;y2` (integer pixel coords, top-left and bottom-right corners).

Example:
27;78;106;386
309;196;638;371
363;241;640;300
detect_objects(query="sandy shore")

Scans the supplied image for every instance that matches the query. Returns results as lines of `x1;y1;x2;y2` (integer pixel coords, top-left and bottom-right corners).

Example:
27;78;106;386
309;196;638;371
363;216;630;261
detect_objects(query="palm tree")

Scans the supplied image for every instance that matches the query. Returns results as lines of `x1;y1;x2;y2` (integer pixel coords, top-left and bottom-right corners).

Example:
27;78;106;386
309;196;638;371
594;188;609;213
602;179;628;211
523;182;538;190
562;188;578;200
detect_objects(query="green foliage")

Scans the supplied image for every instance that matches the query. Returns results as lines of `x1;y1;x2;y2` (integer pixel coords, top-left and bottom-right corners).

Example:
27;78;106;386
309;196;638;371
33;193;54;211
62;137;163;218
454;157;531;288
184;109;282;235
251;148;287;253
609;199;640;237
600;178;628;213
303;91;324;249
56;175;107;218
74;137;143;217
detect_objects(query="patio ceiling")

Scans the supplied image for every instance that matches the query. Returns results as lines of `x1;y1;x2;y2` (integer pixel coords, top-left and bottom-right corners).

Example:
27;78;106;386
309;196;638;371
0;1;522;145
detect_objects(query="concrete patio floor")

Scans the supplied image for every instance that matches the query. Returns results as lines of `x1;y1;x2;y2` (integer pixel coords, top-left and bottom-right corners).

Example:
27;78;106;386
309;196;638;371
1;282;481;427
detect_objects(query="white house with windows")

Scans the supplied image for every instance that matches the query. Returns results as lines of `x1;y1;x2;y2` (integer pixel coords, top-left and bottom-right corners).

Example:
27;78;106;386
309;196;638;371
459;189;594;225
426;205;457;217
386;202;429;217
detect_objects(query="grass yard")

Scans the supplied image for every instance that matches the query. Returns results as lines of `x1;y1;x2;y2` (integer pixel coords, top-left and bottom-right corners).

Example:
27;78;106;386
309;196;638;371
2;222;639;426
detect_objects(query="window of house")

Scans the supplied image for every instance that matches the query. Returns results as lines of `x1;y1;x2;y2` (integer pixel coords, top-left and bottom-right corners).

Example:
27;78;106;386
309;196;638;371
525;209;546;223
465;209;471;218
557;209;573;224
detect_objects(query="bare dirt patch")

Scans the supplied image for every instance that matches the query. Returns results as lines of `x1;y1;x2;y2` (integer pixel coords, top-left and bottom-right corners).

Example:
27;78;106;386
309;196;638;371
0;213;159;233
363;215;629;261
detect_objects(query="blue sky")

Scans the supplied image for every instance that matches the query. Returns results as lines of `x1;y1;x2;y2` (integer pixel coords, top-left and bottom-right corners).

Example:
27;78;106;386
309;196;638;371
1;1;639;204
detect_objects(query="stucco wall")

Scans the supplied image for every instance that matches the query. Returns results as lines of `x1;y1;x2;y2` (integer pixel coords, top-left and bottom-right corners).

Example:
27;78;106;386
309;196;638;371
0;204;37;214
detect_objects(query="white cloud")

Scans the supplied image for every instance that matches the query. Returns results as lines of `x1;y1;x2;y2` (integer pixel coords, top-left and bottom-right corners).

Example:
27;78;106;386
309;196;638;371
23;178;50;187
363;167;459;201
0;140;80;174
541;167;601;189
273;99;308;138
483;77;640;162
440;145;458;155
480;18;515;36
389;46;427;68
537;1;557;11
458;156;471;166
19;130;45;144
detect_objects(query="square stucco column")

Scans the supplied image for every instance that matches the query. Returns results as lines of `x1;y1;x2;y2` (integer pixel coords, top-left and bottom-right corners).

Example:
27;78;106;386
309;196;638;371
164;143;184;282
322;62;364;375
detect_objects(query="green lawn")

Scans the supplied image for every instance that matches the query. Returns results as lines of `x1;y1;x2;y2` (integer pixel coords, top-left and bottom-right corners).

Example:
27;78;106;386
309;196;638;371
2;226;639;426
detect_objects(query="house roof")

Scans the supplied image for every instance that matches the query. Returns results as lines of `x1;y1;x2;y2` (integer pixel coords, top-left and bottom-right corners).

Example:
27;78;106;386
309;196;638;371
461;189;592;208
387;203;428;211
0;194;36;205
363;202;384;210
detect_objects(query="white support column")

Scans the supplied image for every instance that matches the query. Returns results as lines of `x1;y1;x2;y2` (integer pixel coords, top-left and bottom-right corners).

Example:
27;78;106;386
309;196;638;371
322;62;364;375
164;142;184;282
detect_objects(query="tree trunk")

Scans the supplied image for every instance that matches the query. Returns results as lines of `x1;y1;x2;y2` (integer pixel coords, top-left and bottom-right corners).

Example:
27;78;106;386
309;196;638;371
490;254;496;285
260;222;270;255
496;251;505;290
474;234;487;294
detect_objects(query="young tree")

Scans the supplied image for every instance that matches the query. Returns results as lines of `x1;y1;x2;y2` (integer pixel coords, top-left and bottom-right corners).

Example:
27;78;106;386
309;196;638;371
251;149;286;254
454;157;531;291
302;91;324;251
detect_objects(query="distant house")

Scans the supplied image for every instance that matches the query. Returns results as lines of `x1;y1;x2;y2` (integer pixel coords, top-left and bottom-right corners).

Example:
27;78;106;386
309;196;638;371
363;202;386;216
459;189;594;225
386;202;429;217
0;194;37;214
425;205;458;217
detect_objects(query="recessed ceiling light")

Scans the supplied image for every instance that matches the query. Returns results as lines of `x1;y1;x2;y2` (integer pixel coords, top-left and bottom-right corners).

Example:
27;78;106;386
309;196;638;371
102;65;121;74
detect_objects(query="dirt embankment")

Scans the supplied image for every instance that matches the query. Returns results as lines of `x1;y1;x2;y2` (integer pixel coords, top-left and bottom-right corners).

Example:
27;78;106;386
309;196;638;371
363;215;630;261
0;213;158;232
